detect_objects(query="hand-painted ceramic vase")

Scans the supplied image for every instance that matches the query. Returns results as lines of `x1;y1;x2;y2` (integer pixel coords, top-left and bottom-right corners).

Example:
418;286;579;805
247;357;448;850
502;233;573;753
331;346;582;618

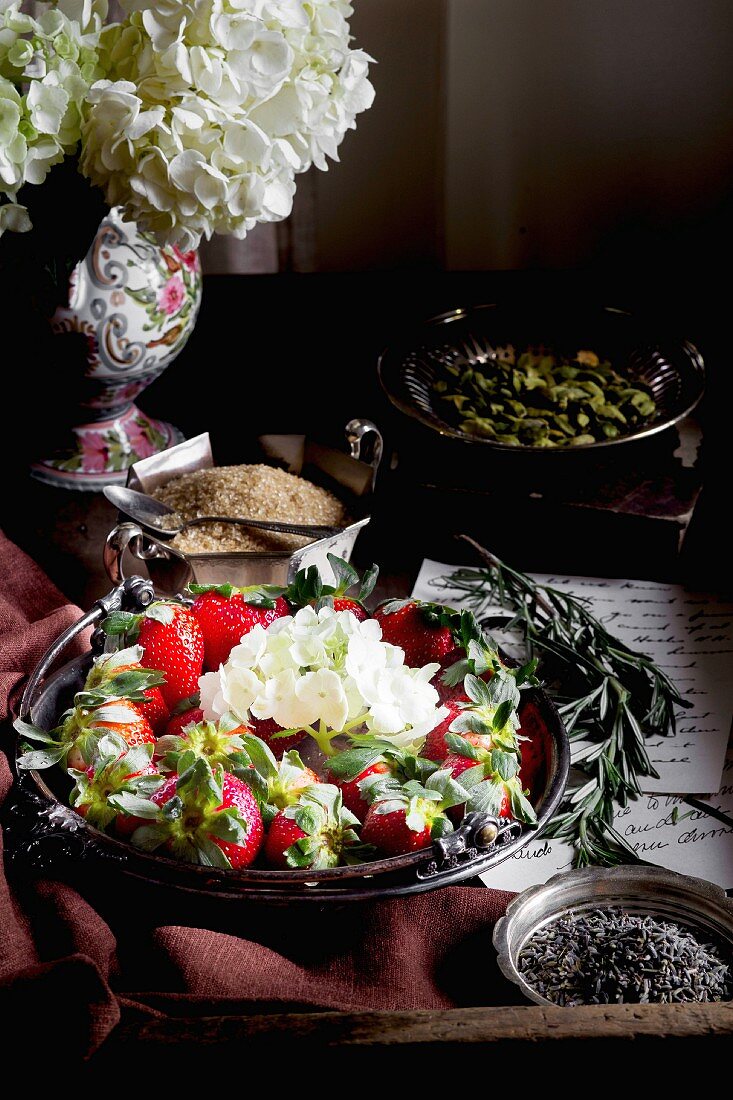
31;207;202;490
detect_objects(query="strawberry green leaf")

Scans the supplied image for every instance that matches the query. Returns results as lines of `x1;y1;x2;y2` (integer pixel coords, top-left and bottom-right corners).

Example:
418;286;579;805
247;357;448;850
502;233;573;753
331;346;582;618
206;809;248;845
455;763;490;790
491;749;519;781
492;699;514;731
509;784;538;825
425;768;470;809
377;598;413;615
325;746;384;780
468;777;506;817
110;792;160;818
101;611;140;637
293;804;323;836
284;565;324;608
235;767;270;807
464;674;492;707
196;837;232;868
441;658;470;688
241;592;277;610
430;815;455;839
514;658;539;686
372;798;407;816
445;733;483;760
17;745;67;770
188;583;236;598
171;693;201;715
161;795;183;822
484;672;520;709
144;603;176;625
327;553;360;595
239;733;279;779
449;712;491;737
358;564;379;602
13;718;60;744
285;836;323;868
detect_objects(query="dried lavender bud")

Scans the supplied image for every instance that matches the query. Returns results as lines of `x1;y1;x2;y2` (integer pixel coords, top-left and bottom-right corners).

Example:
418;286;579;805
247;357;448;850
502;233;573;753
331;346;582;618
518;907;732;1006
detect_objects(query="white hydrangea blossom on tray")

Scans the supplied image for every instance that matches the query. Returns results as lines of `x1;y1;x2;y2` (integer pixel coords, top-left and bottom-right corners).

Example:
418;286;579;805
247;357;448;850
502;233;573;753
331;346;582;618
200;605;446;756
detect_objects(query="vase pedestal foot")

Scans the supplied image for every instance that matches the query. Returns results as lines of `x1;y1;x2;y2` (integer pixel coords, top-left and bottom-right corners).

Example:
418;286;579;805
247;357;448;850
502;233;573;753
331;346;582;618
30;404;184;491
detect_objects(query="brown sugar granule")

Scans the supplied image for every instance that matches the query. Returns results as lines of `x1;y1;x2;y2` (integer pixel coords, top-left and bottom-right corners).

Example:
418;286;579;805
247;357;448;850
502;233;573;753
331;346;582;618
152;465;349;554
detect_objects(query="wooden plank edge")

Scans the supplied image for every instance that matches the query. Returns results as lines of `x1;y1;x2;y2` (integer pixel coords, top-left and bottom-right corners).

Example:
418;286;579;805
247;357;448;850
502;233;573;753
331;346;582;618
112;1000;733;1047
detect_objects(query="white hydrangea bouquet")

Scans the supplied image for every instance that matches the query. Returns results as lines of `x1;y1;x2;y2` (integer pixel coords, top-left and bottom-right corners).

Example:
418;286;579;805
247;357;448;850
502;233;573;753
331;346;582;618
0;0;374;247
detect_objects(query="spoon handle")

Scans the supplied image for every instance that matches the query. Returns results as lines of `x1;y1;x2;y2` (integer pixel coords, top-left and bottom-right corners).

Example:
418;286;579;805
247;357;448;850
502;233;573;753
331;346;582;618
182;515;342;539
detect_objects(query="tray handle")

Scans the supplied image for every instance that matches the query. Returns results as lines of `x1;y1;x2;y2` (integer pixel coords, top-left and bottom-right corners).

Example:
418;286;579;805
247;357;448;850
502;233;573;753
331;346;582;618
19;575;155;722
416;812;524;882
104;521;194;591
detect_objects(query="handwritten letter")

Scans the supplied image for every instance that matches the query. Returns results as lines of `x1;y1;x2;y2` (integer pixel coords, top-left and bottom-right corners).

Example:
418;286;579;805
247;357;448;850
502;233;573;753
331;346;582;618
481;748;733;891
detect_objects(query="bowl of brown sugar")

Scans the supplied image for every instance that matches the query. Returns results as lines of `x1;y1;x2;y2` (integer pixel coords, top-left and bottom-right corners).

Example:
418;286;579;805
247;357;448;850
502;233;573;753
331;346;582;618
104;428;379;594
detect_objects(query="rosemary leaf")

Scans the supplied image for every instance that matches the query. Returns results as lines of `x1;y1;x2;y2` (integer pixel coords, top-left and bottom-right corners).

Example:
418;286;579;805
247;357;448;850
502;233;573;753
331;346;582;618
436;537;690;867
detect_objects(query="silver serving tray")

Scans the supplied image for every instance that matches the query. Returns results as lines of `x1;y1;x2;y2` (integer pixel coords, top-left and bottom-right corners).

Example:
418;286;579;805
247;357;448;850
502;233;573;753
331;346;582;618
10;577;570;905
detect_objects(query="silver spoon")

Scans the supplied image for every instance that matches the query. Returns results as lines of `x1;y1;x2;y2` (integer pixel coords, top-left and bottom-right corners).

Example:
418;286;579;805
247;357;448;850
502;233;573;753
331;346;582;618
104;486;343;542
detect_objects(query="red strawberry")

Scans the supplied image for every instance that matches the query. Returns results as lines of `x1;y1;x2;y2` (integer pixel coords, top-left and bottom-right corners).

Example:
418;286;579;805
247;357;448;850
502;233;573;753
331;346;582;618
441;736;537;825
102;602;205;710
249;715;306;758
423;700;473;762
81;647;169;732
136;604;204;709
236;734;318;822
190;585;289;671
163;706;204;739
128;759;264;870
332;597;369;621
334;759;393;821
264;784;363;869
360;776;462;857
133;686;169;735
374;600;455;667
66;700;155;771
68;733;162;833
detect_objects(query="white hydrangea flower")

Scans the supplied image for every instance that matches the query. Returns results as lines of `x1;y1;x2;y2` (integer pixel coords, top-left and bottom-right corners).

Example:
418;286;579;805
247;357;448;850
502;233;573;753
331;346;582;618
0;0;106;234
360;665;441;741
199;668;227;719
295;668;348;732
198;606;444;755
79;0;374;248
221;665;262;722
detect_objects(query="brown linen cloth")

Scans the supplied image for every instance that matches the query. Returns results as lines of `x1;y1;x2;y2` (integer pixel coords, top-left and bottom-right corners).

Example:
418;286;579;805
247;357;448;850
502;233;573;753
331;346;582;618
0;530;515;1057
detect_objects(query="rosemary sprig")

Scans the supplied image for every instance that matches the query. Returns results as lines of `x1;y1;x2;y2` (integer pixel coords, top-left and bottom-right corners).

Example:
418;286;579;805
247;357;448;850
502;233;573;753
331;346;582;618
435;536;691;867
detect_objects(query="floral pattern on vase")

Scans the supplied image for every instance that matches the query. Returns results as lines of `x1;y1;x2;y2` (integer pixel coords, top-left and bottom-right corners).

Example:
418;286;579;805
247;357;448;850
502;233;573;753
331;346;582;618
31;207;202;490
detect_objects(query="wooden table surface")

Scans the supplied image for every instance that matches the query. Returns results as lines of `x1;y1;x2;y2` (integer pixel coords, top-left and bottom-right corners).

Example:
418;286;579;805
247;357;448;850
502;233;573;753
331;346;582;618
4;271;731;1058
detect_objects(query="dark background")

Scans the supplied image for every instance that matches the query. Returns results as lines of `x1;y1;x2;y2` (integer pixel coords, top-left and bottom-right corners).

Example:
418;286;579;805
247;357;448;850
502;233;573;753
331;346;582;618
1;2;730;592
